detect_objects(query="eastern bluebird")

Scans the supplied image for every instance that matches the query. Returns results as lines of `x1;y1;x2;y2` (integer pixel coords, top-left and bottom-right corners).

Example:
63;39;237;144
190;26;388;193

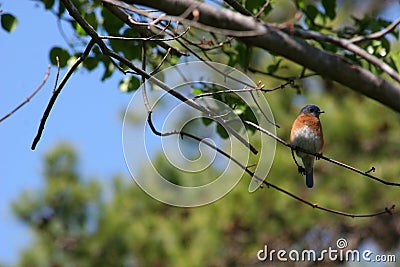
290;104;324;188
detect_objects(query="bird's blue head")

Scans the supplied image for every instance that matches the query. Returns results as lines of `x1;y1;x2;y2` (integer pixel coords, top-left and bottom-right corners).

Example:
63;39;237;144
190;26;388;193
299;104;324;117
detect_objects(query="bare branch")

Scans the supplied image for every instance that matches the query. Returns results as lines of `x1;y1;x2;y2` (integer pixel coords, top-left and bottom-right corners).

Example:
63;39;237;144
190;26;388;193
223;0;253;17
255;0;271;18
350;16;400;43
193;68;316;100
99;26;190;42
0;65;51;123
31;40;96;150
193;80;290;99
150;48;172;75
248;66;317;81
181;35;233;51
53;56;61;93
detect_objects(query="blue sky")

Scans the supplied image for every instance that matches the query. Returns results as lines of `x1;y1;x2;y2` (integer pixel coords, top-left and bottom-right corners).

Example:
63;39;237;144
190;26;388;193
1;1;133;264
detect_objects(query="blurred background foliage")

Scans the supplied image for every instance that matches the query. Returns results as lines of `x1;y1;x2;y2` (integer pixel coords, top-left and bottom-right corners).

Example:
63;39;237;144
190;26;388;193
4;0;400;266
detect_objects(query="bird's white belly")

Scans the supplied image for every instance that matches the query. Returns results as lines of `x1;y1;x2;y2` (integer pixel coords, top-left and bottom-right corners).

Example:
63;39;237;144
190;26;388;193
291;126;322;154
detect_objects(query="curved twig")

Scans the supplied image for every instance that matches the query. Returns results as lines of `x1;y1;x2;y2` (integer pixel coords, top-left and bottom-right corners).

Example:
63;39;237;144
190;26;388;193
31;40;96;150
0;65;50;122
350;17;400;43
0;65;51;123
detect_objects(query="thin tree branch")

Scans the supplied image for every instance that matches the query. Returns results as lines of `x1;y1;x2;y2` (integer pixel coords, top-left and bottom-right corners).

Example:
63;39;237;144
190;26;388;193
350;16;400;43
53;56;61;92
102;1;188;56
223;0;253;17
193;82;287;99
99;26;189;42
193;72;314;99
255;0;270;18
141;39;152;113
248;66;317;81
180;40;256;87
31;40;96;150
0;65;51;123
243;120;400;187
276;25;400;83
181;35;233;52
150;48;172;75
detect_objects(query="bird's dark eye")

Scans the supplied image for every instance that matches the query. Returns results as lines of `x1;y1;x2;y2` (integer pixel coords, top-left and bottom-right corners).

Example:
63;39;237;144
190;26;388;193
309;108;315;112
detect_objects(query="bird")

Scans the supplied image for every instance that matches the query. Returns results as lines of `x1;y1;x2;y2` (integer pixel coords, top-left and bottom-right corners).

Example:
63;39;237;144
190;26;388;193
290;104;324;188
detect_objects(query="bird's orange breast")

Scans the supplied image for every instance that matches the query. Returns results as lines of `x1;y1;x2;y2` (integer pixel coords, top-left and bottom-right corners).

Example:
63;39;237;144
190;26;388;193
290;114;324;152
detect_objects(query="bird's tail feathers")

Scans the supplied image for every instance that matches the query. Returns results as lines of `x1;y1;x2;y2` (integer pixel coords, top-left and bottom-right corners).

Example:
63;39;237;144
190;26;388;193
302;157;314;188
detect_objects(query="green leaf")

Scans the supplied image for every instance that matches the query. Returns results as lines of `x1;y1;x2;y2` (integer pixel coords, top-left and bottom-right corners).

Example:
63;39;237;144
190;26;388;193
202;117;213;126
1;13;18;33
75;22;87;36
67;55;78;66
85;12;98;31
386;55;399;72
320;41;338;53
192;87;203;96
101;60;115;81
216;123;228;139
49;47;70;68
42;0;55;9
304;5;319;22
296;0;306;9
83;57;99;71
380;38;391;54
101;8;124;35
109;39;141;60
119;76;140;93
57;2;66;17
170;55;179;66
241;106;257;130
245;0;272;16
322;0;336;20
267;59;282;74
